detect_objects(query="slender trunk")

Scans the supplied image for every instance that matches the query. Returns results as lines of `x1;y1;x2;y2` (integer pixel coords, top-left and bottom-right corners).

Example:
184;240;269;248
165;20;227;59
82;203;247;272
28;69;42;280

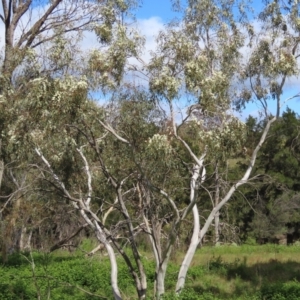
80;207;122;300
156;257;169;299
176;163;202;294
176;117;276;293
215;211;220;244
139;185;161;297
19;226;26;251
93;222;122;300
176;204;200;294
143;211;160;298
116;188;147;299
25;230;33;250
0;160;3;191
155;218;179;299
151;220;163;297
214;162;220;245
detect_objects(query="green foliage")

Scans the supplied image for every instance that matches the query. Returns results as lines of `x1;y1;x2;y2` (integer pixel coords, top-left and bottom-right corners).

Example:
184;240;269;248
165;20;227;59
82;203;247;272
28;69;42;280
261;281;300;300
1;246;300;299
0;252;115;299
162;289;218;300
250;110;300;241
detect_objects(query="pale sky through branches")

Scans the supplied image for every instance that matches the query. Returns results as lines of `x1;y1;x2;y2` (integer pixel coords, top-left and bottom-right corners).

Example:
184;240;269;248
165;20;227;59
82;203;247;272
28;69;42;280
134;0;300;119
0;0;299;118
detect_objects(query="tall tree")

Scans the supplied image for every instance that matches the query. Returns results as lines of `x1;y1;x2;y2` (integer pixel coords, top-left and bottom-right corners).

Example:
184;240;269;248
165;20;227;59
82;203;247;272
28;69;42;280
0;1;142;298
248;109;300;243
146;0;300;295
33;0;300;298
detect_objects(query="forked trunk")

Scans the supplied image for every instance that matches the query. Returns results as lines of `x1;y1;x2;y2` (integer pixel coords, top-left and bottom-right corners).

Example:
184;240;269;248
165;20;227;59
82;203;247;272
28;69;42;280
176;118;276;294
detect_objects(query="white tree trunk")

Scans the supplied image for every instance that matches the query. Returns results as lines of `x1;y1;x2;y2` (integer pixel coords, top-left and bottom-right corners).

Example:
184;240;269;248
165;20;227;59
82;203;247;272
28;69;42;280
176;203;200;294
155;221;178;298
214;163;220;245
156;258;169;299
19;226;26;251
175;117;276;294
176;163;203;293
94;222;122;300
215;212;220;244
25;230;33;250
35;148;123;300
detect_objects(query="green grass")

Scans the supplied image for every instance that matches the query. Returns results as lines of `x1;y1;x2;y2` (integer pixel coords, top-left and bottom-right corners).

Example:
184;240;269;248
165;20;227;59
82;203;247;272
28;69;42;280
1;244;300;299
180;244;300;299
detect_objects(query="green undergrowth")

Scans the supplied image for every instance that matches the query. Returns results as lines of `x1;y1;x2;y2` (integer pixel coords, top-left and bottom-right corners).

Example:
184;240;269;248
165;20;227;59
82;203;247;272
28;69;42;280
1;244;300;299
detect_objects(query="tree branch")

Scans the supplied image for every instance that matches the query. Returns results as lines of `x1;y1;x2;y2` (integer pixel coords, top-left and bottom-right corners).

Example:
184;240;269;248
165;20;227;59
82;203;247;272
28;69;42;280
49;223;88;252
17;0;63;48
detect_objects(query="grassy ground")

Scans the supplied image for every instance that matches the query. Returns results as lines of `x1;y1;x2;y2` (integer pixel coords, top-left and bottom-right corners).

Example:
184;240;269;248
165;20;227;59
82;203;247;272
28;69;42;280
176;244;300;299
1;244;300;299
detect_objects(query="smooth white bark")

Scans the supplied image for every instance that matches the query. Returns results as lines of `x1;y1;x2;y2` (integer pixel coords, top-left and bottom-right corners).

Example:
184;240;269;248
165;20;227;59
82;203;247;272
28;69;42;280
199;117;276;241
35;148;123;300
214;163;220;245
156;243;174;299
175;117;276;294
94;222;122;300
176;162;205;293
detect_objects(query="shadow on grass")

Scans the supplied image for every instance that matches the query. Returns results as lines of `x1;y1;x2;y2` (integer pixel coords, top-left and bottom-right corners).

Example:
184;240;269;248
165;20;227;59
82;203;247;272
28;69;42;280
184;256;300;299
226;257;300;282
1;251;87;269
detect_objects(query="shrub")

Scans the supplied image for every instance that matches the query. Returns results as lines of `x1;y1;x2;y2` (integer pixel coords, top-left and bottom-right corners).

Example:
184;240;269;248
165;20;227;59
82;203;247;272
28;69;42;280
261;281;300;300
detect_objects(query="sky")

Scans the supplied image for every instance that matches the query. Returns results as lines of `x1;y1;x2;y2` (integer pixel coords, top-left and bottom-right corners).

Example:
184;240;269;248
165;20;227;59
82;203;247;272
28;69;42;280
0;0;299;118
136;0;182;20
134;0;300;119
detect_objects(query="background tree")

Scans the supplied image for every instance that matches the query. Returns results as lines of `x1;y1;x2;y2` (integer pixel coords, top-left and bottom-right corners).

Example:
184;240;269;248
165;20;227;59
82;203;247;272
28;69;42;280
240;109;300;244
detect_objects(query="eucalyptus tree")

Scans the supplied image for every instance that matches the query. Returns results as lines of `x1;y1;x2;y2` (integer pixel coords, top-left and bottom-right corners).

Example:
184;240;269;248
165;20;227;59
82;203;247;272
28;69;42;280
146;0;300;295
0;0;142;265
34;91;174;300
0;0;140;160
146;0;246;294
33;0;300;298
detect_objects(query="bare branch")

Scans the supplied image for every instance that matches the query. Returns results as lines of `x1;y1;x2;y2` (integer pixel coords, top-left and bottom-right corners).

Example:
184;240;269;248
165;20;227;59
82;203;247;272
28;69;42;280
200;115;277;240
17;0;63;48
50;223;88;252
97;119;130;144
10;0;32;36
34;147;78;203
76;147;92;207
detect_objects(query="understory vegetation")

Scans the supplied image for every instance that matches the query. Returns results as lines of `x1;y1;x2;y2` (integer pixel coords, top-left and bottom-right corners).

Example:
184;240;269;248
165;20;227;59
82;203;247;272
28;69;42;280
1;244;300;300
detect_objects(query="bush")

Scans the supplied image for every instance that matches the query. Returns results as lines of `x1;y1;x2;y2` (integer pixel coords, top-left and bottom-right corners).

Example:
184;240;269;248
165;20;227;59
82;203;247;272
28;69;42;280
261;281;300;300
